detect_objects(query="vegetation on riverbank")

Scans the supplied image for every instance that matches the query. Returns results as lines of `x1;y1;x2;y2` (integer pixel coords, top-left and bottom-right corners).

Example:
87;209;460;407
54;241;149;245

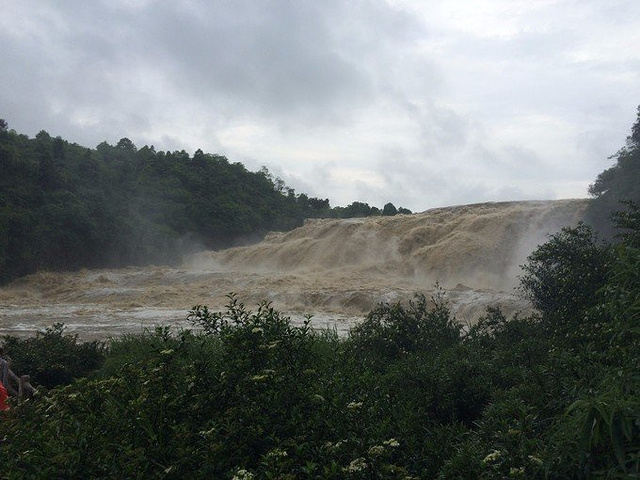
0;207;638;478
0;120;410;285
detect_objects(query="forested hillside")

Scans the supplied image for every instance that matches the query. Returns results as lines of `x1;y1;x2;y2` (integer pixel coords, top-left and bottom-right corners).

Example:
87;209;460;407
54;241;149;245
0;121;409;284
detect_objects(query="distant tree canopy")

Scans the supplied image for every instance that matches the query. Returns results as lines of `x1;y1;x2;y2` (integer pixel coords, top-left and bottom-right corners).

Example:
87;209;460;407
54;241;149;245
0;121;411;284
585;106;640;240
382;202;398;216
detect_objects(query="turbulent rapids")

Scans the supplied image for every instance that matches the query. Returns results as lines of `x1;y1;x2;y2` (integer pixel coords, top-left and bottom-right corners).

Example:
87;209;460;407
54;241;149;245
0;199;588;339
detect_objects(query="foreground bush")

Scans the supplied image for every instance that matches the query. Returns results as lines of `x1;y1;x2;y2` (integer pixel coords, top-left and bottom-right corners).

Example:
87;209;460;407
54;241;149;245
0;296;471;478
1;217;638;478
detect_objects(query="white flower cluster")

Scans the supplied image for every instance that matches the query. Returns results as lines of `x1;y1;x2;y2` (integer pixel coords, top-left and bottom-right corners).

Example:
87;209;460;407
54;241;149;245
266;448;288;459
509;466;525;476
344;457;367;473
482;449;502;464
368;445;385;456
365;438;399;457
528;455;543;466
383;438;400;448
232;469;254;480
324;439;347;452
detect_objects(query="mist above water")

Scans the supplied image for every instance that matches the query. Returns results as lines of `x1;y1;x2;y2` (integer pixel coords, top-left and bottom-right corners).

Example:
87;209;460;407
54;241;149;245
0;199;588;339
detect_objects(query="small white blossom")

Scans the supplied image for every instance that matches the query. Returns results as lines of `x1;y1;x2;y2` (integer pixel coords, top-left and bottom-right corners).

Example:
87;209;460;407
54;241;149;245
509;466;525;477
330;440;347;451
232;469;255;480
344;457;367;473
198;427;215;437
347;401;363;410
266;448;288;459
368;445;385;456
482;450;502;464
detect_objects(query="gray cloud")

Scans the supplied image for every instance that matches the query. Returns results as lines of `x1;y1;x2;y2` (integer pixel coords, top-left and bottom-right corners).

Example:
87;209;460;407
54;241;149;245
1;0;639;210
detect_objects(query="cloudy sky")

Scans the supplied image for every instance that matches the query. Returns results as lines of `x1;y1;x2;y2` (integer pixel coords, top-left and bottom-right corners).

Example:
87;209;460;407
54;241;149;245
1;0;639;211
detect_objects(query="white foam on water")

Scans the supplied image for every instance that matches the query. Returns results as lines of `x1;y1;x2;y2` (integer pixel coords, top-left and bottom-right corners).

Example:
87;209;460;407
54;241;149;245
0;199;587;340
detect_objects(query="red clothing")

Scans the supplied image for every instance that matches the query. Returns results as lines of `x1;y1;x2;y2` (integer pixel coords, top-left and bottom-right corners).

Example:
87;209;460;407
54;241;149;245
0;382;9;411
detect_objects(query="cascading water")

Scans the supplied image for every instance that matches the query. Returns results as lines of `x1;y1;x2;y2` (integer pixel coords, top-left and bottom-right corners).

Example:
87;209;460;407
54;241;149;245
0;199;588;339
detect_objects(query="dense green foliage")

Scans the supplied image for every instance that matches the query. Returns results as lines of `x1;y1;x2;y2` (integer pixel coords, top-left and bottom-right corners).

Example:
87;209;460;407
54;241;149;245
518;223;611;336
1;323;104;389
0;122;411;284
585;106;640;240
1;212;638;478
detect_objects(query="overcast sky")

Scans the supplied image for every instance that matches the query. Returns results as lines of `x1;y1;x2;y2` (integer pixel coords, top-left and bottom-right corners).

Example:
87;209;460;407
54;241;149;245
1;0;639;211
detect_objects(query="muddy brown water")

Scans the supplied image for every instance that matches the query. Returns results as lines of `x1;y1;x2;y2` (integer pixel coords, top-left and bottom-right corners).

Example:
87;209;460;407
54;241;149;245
0;199;587;340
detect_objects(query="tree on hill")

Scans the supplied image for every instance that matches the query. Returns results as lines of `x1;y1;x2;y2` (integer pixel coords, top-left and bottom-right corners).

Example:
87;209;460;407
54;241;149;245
586;106;640;240
382;202;398;216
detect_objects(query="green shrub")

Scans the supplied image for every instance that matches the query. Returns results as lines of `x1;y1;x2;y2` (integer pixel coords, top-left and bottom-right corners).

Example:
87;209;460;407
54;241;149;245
518;223;610;341
2;323;105;388
346;291;461;370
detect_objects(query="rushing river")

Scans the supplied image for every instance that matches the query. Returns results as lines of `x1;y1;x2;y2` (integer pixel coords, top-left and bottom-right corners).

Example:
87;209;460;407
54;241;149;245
0;199;588;340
